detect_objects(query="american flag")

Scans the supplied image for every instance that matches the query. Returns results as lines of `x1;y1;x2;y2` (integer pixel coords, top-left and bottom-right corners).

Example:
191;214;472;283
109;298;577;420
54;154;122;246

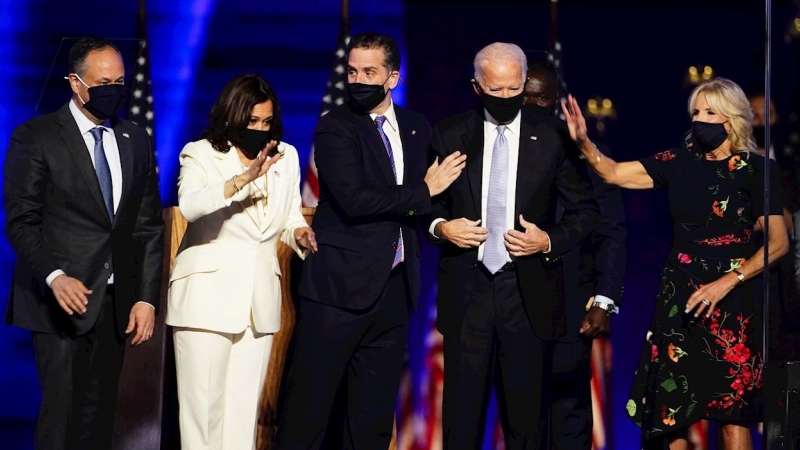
301;18;350;207
128;38;155;144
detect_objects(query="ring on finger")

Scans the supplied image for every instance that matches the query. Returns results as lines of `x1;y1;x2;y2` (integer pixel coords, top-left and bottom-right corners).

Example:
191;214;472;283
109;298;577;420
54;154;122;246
701;299;711;306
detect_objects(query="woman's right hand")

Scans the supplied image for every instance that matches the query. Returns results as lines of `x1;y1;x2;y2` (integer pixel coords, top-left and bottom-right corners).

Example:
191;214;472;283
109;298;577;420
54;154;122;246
240;140;280;184
561;94;590;147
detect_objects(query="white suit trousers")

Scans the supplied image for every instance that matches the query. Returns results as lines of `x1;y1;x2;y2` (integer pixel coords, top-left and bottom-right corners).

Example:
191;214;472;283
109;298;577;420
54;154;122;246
173;326;274;450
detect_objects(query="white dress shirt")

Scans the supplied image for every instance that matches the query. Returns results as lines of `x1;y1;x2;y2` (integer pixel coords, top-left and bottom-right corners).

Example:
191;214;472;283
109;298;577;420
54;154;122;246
370;101;406;262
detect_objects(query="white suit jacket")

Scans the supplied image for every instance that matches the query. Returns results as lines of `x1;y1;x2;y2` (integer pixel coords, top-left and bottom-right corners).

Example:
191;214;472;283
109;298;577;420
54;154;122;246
166;139;308;334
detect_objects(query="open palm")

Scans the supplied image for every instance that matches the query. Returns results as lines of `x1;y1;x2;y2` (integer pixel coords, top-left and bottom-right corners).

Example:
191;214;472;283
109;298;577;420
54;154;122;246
561;94;590;146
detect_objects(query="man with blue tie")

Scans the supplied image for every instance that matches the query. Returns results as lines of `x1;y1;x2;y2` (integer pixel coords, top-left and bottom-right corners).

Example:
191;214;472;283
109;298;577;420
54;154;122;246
429;42;598;449
275;32;465;449
3;37;164;450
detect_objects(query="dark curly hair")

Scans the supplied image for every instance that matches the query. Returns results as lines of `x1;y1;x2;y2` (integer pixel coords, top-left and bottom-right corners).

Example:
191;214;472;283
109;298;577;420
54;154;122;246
201;73;283;153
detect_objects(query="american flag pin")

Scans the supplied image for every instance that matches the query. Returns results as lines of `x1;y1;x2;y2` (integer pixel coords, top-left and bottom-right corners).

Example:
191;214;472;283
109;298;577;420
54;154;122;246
412;130;416;135
122;133;130;138
530;136;537;140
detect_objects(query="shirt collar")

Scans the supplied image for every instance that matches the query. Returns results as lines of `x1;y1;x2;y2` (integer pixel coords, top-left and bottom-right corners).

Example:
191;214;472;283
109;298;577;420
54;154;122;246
68;99;111;135
483;108;521;137
370;100;398;133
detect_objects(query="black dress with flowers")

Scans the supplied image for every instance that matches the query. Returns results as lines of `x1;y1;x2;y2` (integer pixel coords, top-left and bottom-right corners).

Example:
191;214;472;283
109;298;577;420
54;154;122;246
626;147;782;441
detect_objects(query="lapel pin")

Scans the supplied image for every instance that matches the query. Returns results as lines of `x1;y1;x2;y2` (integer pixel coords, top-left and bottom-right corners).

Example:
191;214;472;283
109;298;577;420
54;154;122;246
530;136;537;140
412;130;416;135
122;132;130;138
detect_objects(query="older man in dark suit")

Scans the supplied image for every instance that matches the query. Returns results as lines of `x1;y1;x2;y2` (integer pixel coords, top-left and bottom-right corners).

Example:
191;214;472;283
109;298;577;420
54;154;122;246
429;42;599;449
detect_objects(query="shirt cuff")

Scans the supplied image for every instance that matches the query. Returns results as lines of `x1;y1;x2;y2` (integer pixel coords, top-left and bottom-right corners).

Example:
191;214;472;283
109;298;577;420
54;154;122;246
46;269;66;288
135;301;156;311
429;218;446;239
593;294;619;314
543;232;552;253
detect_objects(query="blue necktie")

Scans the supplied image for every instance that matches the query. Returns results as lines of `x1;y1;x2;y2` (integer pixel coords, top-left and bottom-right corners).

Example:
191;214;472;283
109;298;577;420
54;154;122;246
375;115;403;269
90;127;114;221
483;125;508;274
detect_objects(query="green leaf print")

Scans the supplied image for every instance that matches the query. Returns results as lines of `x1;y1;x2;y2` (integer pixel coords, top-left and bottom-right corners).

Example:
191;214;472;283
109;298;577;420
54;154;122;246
626;399;637;417
661;378;678;392
668;305;679;318
686;403;696;417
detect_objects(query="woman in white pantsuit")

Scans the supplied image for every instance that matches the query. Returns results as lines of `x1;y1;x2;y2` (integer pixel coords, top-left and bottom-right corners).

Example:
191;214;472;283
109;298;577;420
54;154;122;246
166;73;316;450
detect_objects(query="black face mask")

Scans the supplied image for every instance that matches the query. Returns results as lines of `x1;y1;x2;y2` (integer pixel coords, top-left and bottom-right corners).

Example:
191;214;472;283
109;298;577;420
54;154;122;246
477;86;524;124
236;128;271;159
347;76;390;112
76;75;127;121
691;121;729;153
752;125;767;148
526;103;557;118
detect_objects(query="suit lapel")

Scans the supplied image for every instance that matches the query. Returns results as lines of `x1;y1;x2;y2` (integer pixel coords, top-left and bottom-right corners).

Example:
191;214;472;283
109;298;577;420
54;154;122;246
397;111;412;183
355;113;396;186
56;105;111;224
112;121;134;227
515;114;540;221
461;112;485;218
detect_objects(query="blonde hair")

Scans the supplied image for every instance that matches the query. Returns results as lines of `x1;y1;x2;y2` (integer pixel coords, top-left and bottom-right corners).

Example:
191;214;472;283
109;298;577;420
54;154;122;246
473;42;527;85
687;78;755;154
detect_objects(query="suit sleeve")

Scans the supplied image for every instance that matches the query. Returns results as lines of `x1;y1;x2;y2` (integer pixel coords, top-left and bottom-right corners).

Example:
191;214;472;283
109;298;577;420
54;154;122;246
132;131;165;310
589;144;627;305
3;123;61;284
546;145;600;258
425;124;454;244
280;146;310;259
313;114;431;218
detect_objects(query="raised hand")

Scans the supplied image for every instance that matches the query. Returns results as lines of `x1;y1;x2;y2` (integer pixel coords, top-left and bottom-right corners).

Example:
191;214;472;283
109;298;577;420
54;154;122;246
425;151;467;196
561;94;590;146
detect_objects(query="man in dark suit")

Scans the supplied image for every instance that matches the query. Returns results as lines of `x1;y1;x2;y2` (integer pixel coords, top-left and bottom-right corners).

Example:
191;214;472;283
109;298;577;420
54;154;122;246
429;42;599;449
524;62;627;450
275;32;465;450
3;37;164;450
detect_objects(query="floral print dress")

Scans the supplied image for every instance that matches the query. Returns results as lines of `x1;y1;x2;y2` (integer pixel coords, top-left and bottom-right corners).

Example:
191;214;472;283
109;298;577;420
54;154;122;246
626;147;782;441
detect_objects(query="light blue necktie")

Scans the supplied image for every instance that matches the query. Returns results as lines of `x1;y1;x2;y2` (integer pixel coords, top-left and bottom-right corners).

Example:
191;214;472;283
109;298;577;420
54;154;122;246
90;127;114;221
375;116;403;268
483;125;508;274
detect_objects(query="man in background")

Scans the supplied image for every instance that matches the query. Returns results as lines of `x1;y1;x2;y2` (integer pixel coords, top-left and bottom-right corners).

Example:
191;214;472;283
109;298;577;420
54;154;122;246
524;61;627;449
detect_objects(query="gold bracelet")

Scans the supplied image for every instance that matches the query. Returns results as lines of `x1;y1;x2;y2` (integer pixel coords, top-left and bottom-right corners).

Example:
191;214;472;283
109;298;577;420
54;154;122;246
579;143;602;165
229;176;241;193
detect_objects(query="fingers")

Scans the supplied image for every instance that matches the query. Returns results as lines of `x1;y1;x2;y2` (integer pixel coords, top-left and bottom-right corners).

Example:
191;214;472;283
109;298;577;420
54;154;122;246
125;315;136;334
130;316;146;346
308;232;318;252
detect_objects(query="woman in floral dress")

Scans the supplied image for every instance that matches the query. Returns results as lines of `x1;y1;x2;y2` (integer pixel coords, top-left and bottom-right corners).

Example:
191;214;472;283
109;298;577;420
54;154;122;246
562;78;789;449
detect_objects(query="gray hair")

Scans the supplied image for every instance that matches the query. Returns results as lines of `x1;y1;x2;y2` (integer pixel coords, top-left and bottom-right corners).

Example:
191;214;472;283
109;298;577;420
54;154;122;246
473;42;528;84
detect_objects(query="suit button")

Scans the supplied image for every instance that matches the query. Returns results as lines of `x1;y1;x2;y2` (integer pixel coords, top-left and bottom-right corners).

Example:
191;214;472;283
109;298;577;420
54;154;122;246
104;263;110;269
408;210;415;216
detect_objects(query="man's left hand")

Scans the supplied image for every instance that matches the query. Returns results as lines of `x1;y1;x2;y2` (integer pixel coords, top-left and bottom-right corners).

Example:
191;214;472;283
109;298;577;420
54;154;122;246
579;307;611;339
504;215;550;257
126;303;155;346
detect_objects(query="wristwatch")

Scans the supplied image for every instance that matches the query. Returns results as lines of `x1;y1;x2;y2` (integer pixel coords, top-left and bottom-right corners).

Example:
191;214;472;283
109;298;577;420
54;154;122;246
590;301;615;316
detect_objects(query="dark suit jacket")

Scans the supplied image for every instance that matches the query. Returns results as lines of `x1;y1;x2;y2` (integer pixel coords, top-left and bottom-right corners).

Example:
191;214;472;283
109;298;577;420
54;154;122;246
299;102;432;310
4;102;165;338
430;108;599;340
559;142;627;342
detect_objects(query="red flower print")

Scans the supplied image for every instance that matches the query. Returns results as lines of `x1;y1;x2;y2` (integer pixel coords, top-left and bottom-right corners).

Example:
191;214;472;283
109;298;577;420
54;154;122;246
678;253;692;264
651;344;659;362
654;150;676;161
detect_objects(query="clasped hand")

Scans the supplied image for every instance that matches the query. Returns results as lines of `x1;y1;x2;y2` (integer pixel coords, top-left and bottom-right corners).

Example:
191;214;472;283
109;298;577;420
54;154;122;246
440;215;549;256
